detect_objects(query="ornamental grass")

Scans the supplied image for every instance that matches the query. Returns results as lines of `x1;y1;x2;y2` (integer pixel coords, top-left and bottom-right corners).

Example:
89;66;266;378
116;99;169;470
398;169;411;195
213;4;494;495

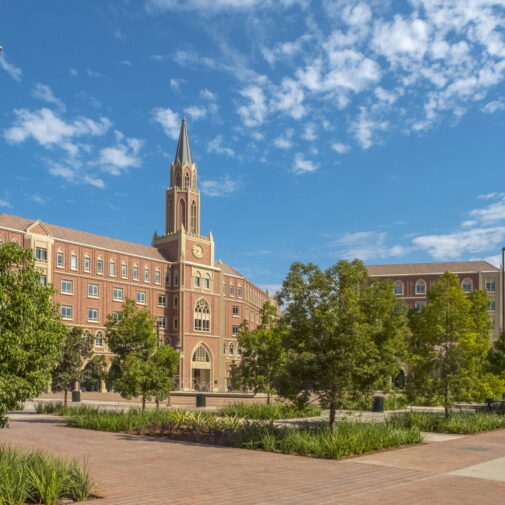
217;403;322;420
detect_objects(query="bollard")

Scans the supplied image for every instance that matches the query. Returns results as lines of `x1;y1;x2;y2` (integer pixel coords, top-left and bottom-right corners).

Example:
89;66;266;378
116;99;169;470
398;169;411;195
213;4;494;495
372;395;384;413
71;390;81;402
196;393;206;408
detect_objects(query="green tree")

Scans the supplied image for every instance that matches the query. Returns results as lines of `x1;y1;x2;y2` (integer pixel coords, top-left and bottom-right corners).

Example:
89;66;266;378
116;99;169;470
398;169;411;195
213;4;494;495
233;301;285;404
83;354;109;393
0;243;66;428
113;346;179;410
52;327;93;406
406;273;504;416
487;331;505;379
277;260;409;429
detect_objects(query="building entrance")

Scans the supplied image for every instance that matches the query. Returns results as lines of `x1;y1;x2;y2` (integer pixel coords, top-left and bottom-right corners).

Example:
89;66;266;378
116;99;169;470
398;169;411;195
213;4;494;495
191;344;212;391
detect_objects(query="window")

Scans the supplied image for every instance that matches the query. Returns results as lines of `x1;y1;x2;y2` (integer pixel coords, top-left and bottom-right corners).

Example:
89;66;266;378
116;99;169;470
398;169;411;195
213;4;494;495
40;275;47;286
112;311;122;321
97;257;104;275
194;299;210;332
173;317;178;330
462;278;473;293
83;330;91;344
230;284;235;296
136;291;146;305
393;280;403;295
194;274;201;288
173;295;178;308
184;172;190;189
61;279;73;294
238;286;243;297
57;250;64;268
133;264;139;281
175;171;181;187
144;267;149;282
166;271;171;287
155;269;160;285
232;325;239;336
486;280;496;292
35;247;48;262
414;301;426;312
190;201;197;234
84;255;91;272
88;308;99;322
232;305;240;317
88;283;99;298
193;345;210;362
488;301;496;311
158;294;166;307
204;275;210;289
113;287;124;301
157;316;166;329
95;331;104;347
228;342;235;355
61;305;72;319
174;271;179;287
109;260;116;277
415;279;426;295
121;262;127;279
70;253;78;270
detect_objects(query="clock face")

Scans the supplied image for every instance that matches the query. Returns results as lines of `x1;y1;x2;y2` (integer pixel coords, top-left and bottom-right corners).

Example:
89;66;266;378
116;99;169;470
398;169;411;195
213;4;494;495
192;244;204;258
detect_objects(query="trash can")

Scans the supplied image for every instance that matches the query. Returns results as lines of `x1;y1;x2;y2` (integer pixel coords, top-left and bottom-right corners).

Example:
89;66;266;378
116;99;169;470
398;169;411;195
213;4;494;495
71;390;81;403
372;395;384;413
196;394;206;408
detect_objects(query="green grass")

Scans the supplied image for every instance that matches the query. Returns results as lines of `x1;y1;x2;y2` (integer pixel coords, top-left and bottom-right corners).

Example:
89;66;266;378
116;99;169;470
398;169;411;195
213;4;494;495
34;401;99;417
389;412;505;434
0;445;94;505
217;403;322;420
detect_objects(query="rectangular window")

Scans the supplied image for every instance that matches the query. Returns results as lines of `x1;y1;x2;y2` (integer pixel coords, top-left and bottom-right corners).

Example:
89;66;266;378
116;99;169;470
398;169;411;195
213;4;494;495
113;287;124;301
35;247;48;262
61;305;72;319
158;294;166;307
157;316;166;329
238;286;243;297
415;283;426;295
155;270;160;284
133;265;139;281
57;251;64;268
88;308;99;322
97;258;104;275
121;263;127;278
144;267;149;282
462;281;472;293
84;256;91;272
40;275;47;286
204;277;210;289
232;305;240;316
488;301;496;311
230;285;235;296
232;325;239;336
173;317;178;330
173;295;178;308
486;281;496;292
136;291;146;305
194;276;201;288
414;301;426;312
88;283;99;298
70;254;78;270
110;261;116;277
112;311;122;321
61;279;73;294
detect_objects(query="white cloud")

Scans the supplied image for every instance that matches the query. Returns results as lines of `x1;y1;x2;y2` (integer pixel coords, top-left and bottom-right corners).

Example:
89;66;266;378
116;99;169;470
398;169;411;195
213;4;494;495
69;68;78;77
331;142;350;154
207;136;235;157
119;60;132;66
292;153;317;174
237;86;268;127
0;53;22;81
200;175;239;197
302;123;317;141
32;83;65;111
29;194;46;204
184;106;207;120
170;78;184;91
482;99;505;113
351;108;388;148
152;107;180;139
274;128;294;149
0;199;11;208
146;0;306;13
98;136;142;174
200;88;217;100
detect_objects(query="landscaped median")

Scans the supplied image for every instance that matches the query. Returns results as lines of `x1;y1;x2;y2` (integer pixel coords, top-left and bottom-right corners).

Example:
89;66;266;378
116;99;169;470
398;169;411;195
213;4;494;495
34;402;423;460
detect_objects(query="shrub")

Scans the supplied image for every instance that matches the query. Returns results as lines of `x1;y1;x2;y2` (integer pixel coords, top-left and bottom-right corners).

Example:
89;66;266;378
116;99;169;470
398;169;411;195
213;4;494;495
217;403;322;420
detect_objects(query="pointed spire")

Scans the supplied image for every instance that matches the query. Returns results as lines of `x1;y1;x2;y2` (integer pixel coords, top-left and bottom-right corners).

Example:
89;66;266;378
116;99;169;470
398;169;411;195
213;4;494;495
174;116;193;165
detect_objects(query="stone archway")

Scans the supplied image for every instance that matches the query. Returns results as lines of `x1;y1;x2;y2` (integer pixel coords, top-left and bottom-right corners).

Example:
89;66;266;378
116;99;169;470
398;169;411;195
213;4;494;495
191;343;212;391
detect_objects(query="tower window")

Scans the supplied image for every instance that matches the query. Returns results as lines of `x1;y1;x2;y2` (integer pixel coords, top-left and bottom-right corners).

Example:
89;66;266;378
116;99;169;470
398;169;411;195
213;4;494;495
175;172;181;187
184;173;190;189
194;298;210;332
191;201;197;234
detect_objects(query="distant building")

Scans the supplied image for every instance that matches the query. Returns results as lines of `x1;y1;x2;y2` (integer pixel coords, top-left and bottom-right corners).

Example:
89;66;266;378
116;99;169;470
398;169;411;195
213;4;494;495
367;261;502;340
0;119;275;392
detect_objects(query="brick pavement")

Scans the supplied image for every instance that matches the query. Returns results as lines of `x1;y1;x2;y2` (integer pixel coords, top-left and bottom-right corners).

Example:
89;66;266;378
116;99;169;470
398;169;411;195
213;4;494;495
2;411;505;505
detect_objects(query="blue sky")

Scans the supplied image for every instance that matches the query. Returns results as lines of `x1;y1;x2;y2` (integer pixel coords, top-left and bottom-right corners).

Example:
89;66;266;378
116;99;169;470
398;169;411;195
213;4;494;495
1;0;505;291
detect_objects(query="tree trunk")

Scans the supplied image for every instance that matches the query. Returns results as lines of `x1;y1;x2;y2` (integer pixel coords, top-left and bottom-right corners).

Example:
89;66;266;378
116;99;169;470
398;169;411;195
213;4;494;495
155;397;160;409
329;399;336;431
444;377;450;419
267;391;271;405
64;386;68;407
142;395;146;412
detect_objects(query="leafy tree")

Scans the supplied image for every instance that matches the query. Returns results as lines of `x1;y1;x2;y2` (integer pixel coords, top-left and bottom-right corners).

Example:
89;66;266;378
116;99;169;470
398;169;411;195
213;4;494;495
83;354;109;392
277;260;409;429
0;243;66;428
487;331;505;379
113;346;179;410
406;273;504;417
233;301;285;404
52;327;93;406
105;298;179;409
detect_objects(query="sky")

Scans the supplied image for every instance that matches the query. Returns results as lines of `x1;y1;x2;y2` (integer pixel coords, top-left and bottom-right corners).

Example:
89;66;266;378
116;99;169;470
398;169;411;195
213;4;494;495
1;0;505;292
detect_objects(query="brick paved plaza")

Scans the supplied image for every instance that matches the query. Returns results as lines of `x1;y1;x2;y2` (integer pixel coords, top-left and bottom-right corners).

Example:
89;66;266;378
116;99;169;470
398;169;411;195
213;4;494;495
2;411;505;505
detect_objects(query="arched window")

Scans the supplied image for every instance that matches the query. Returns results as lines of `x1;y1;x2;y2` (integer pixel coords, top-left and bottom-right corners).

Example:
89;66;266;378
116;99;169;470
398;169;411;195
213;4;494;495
184;172;190;189
97;256;104;274
194;271;201;288
192;345;210;362
175;171;181;187
204;274;211;289
57;248;64;268
155;268;160;284
462;278;473;293
95;331;104;347
84;254;91;272
83;330;92;344
133;264;139;281
393;280;404;295
228;342;235;355
109;259;116;277
190;201;197;234
415;279;426;295
70;252;78;270
144;266;150;282
179;199;186;229
194;299;210;332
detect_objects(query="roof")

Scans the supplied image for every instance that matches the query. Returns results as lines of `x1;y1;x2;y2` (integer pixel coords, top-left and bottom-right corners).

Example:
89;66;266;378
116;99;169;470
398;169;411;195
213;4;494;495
366;260;499;276
174;117;193;165
0;213;169;262
219;262;244;278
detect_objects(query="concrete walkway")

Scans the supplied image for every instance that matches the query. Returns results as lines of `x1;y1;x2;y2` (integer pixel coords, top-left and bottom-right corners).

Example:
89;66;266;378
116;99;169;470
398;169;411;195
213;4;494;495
2;411;505;505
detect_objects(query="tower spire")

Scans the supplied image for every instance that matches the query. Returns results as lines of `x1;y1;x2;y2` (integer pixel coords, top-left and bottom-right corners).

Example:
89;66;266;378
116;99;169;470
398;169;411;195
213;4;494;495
174;117;192;165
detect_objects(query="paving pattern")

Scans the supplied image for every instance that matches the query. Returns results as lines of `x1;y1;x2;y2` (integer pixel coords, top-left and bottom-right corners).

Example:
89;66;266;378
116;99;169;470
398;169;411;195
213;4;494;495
2;411;505;505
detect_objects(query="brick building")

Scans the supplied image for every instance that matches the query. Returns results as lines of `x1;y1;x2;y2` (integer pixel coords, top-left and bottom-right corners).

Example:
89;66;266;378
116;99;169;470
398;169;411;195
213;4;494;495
0;119;274;392
367;261;502;341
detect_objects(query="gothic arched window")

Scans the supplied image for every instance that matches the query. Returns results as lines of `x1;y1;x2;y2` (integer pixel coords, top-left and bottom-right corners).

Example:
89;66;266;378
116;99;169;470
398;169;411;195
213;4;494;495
175;171;181;187
194;299;210;332
184;172;190;189
193;345;210;362
191;201;197;234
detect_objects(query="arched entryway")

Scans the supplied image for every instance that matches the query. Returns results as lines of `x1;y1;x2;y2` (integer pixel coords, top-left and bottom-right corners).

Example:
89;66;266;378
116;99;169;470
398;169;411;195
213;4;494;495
191;343;212;391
